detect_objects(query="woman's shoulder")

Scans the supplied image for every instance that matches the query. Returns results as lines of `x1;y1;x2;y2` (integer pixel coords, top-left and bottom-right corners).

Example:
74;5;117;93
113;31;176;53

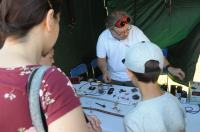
43;66;66;77
38;66;80;124
40;66;75;92
43;66;71;84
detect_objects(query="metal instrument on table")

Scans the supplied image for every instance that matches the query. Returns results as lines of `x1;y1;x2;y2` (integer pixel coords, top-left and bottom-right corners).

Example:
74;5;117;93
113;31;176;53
189;81;200;104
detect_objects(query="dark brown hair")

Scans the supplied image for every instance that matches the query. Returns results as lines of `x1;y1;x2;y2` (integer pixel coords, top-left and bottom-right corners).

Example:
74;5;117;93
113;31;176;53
131;60;161;83
0;0;62;42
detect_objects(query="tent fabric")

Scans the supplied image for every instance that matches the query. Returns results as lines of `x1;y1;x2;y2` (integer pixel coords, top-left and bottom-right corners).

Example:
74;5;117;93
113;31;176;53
106;0;200;85
168;23;200;85
106;0;200;48
55;0;107;75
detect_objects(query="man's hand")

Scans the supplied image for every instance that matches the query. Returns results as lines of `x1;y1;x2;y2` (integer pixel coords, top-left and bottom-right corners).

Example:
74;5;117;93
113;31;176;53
87;115;102;132
103;72;111;83
168;67;185;80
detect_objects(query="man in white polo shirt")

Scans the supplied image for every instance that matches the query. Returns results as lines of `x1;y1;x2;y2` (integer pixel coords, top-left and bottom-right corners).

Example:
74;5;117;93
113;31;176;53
96;10;185;86
123;41;185;132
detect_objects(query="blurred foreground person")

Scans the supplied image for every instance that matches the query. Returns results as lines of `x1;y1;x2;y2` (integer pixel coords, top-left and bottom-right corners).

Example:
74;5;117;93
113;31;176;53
0;0;88;131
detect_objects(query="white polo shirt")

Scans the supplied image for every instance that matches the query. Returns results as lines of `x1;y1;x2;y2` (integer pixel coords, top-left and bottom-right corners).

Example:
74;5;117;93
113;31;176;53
96;25;150;81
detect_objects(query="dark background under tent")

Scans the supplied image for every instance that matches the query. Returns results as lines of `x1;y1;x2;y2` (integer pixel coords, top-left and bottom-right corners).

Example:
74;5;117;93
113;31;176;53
52;0;200;85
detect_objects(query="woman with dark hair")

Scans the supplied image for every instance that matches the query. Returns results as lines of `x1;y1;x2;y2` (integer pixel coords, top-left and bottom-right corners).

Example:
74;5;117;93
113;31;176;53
0;0;88;131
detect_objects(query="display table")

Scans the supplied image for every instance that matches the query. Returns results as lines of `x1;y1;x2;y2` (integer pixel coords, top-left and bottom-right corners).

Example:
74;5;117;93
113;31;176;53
73;81;200;132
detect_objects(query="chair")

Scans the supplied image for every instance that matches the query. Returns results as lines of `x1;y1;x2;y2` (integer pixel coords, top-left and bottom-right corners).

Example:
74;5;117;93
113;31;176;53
162;48;168;74
70;63;88;80
90;58;103;81
162;48;168;58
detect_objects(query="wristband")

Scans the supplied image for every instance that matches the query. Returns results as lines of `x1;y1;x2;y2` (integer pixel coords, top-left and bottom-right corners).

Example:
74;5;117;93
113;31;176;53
166;64;172;71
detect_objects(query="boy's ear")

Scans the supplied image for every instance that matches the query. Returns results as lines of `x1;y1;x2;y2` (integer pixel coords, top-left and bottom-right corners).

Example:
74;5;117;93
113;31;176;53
126;69;138;86
45;9;55;31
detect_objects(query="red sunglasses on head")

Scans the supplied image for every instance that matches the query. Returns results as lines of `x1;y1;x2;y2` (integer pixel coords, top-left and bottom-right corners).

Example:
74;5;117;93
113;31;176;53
115;16;131;28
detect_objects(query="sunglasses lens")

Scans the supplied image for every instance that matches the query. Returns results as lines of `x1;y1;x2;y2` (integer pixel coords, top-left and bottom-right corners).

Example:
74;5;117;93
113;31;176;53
120;22;125;27
115;16;131;28
127;17;131;23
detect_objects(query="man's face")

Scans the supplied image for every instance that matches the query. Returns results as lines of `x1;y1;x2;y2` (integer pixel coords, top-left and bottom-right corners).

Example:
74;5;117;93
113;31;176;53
111;24;131;40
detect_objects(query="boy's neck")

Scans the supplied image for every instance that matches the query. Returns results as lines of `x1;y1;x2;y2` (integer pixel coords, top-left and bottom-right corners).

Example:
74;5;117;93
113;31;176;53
138;82;164;101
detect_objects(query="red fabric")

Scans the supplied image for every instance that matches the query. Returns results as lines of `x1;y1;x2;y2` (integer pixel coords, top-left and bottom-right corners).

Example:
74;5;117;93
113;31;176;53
115;16;130;28
0;65;80;131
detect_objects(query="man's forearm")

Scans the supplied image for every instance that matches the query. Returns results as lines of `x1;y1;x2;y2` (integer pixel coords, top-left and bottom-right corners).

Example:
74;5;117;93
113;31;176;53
97;58;108;74
164;57;172;71
164;57;170;67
